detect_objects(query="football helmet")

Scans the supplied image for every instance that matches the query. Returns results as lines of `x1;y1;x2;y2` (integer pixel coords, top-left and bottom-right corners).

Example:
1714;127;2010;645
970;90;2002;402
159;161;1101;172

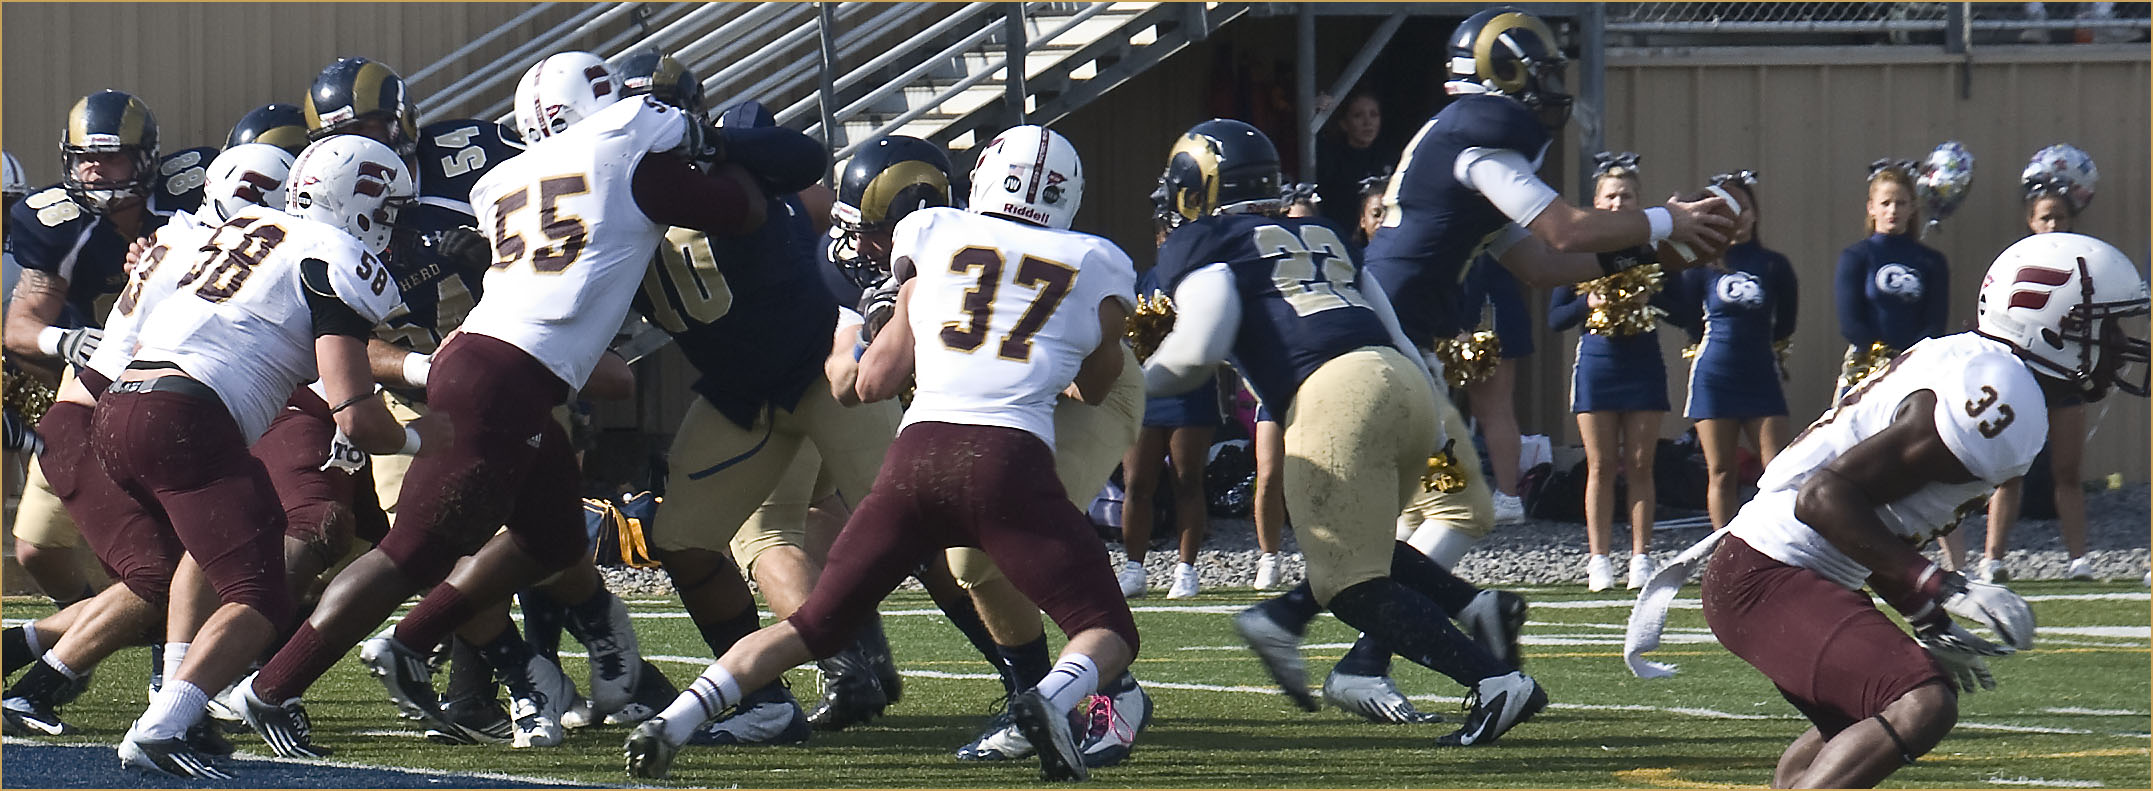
514;52;620;143
306;57;419;157
1445;8;1572;129
61;90;160;211
833;135;952;287
226;103;311;156
3;151;26;202
967;125;1082;230
611;47;705;120
202;144;296;224
1976;232;2150;401
1157;119;1283;230
286;135;415;256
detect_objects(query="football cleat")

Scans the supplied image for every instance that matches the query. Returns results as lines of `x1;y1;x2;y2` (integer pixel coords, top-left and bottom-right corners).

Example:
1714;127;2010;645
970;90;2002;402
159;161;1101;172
53;669;93;707
605;660;677;725
1457;589;1529;670
1009;688;1087;782
424;695;514;745
1076;674;1153;768
1117;561;1147;598
1;695;69;736
1167;563;1201;599
502;654;577;748
1322;671;1442;724
119;733;232;779
1436;671;1547;747
690;684;810;746
185;719;235;757
563;592;643;716
560;693;597;730
805;649;887;731
861;622;904;705
239;679;333;758
955;709;1032;761
1233;606;1318;712
358;631;445;726
1977;556;2008;583
624;718;680;779
205;681;248;731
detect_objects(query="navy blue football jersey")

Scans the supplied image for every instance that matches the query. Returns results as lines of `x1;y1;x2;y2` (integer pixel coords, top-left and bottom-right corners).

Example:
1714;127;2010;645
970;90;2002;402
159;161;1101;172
1153;213;1395;413
374;204;489;359
634;193;838;429
1364;94;1550;346
413;119;523;215
5;147;209;328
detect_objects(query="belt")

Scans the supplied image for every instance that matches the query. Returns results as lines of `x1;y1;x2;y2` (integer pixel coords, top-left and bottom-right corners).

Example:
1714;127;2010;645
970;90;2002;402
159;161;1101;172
107;374;221;404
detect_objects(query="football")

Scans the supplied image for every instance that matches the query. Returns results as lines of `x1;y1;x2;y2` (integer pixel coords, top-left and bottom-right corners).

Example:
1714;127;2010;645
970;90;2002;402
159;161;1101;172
1655;183;1746;270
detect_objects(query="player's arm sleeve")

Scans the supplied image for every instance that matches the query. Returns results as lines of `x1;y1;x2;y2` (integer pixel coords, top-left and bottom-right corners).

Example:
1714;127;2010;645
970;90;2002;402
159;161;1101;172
1547;285;1588;331
1929;360;2048;484
1144;262;1238;397
710;126;830;196
1923;251;1951;338
1835;246;1877;346
1456;148;1561;227
301;257;378;339
632;152;767;236
1772;255;1799;341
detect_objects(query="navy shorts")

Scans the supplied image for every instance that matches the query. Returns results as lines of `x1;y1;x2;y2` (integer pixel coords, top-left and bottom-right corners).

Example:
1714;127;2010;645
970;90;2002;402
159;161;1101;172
1143;377;1221;428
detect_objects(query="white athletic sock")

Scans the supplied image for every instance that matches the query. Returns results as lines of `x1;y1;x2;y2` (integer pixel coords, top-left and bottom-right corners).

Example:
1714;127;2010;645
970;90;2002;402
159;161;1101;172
40;650;80;680
137;679;208;741
1033;654;1100;715
23;626;45;657
162;642;190;686
658;664;741;744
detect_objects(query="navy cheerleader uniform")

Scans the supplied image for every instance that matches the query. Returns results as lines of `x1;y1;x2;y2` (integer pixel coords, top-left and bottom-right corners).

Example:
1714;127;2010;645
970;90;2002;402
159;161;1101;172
1549;272;1687;414
1138;267;1223;427
1675;240;1798;420
1458;253;1535;360
1835;233;1948;344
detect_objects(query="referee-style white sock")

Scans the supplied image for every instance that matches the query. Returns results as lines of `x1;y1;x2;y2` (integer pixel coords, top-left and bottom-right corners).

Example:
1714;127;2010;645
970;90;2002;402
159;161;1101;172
136;679;208;741
39;650;80;680
162;642;190;687
1032;654;1100;715
658;664;741;744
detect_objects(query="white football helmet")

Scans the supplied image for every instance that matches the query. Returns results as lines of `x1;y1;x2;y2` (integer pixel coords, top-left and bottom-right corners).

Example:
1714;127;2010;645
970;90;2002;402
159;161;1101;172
2;151;26;202
967;125;1083;230
203;143;296;223
286;135;414;255
1976;232;2150;401
514;52;620;142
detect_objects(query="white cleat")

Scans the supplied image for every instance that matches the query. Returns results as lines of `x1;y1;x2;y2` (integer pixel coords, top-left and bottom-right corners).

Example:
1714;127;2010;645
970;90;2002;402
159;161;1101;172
1322;671;1441;724
1233;607;1316;712
2065;556;2096;581
504;655;576;748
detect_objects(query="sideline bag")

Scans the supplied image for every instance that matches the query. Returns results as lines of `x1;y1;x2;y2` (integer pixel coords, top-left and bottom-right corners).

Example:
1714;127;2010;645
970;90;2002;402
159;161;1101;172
586;493;662;568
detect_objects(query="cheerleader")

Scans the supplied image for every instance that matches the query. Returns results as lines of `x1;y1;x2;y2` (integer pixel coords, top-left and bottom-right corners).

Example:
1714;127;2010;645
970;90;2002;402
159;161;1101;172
1547;153;1685;591
1833;160;1949;397
1672;171;1797;529
1454;254;1535;525
1121;260;1222;599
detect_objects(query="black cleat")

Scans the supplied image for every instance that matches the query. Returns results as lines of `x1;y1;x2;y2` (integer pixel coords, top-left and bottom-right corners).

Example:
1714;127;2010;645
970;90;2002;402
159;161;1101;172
119;734;233;779
1458;589;1529;671
1436;671;1547;747
425;695;514;745
804;649;887;731
1009;689;1087;782
624;718;679;780
185;719;235;757
239;682;334;758
1;695;69;736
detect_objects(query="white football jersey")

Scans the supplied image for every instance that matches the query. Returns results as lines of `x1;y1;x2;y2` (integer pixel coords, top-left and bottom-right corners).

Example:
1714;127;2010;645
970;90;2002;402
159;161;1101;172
895;208;1136;448
87;209;214;381
460;97;689;389
129;205;402;443
1729;333;2049;589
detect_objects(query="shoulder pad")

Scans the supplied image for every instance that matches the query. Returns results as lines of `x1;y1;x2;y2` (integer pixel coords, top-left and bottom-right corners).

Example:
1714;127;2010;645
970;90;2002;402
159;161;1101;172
24;186;85;228
1928;346;2049;483
1154;220;1226;291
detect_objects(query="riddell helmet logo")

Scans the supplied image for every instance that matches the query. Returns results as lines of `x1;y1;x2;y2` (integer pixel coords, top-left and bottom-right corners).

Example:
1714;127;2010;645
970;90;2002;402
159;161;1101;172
1000;202;1049;223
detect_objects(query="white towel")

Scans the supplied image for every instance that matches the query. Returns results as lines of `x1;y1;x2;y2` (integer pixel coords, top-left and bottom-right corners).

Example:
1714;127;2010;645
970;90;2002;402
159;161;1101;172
1622;529;1729;678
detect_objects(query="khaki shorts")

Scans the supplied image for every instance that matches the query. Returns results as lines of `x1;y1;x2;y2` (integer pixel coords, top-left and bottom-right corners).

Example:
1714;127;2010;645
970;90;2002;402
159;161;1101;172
950;348;1145;590
1282;347;1438;604
654;375;898;556
730;433;851;574
13;367;82;550
1397;383;1494;539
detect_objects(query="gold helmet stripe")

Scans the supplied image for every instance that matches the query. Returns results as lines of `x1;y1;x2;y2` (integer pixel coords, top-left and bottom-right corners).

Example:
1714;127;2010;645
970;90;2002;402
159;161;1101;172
1472;12;1555;94
65;93;150;148
303;91;324;131
117;96;148;147
859;160;949;226
1167;132;1222;222
651;56;685;98
257;125;311;153
66;97;91;146
354;61;395;117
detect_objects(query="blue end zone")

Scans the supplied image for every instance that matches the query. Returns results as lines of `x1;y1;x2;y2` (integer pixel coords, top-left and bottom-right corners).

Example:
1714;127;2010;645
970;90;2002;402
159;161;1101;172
3;742;604;788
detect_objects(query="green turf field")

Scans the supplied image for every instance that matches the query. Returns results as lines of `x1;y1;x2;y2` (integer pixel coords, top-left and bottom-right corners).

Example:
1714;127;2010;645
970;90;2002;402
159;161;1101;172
5;581;2147;788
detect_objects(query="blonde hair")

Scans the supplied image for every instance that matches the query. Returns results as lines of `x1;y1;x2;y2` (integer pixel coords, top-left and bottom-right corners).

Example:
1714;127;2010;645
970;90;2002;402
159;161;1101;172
1864;166;1921;234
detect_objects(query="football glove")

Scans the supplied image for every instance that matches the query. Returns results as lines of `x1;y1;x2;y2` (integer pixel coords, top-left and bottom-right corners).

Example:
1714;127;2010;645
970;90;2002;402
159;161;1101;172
47;327;102;369
432;227;492;273
857;276;901;346
1915;620;2011;694
1940;576;2035;651
318;427;368;474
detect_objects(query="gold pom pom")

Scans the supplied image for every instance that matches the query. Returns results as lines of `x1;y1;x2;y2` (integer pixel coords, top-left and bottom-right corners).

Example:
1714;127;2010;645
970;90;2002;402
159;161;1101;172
1772;337;1794;382
3;361;55;426
1126;289;1178;362
1843;341;1899;390
1432;331;1503;388
1583;264;1666;337
1421;442;1469;494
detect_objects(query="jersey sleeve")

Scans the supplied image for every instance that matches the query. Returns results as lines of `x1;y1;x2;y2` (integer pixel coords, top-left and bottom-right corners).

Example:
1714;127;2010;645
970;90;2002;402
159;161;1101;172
319;241;404;325
1928;355;2049;484
10;188;90;275
1447;96;1552;166
1085;239;1138;313
1152;222;1228;292
149;147;214;217
886;207;944;279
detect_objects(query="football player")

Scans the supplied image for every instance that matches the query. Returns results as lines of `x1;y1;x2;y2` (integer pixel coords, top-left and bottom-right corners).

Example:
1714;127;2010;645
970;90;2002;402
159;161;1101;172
3;144;296;746
1627;233;2145;787
225;103;312;156
1145;119;1544;747
5;90;213;610
98;134;427;777
627;124;1139;783
242;52;804;757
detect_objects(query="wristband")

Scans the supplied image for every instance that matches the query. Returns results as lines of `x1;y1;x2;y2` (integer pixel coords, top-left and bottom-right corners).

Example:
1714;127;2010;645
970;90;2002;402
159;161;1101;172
36;327;64;357
1484;223;1533;260
1643;206;1674;245
398;426;423;456
403;353;433;388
